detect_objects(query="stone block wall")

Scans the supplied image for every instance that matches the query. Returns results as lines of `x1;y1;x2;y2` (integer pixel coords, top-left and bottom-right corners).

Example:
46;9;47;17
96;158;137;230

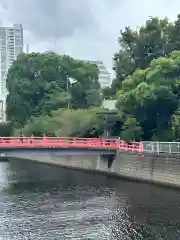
113;151;180;187
4;147;180;188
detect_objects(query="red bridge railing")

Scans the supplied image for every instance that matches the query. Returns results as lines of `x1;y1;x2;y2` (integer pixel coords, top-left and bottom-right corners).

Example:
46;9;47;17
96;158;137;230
0;137;143;153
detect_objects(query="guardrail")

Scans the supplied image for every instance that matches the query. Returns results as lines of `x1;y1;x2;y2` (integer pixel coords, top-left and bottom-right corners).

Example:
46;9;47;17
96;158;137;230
2;137;178;154
0;137;142;153
142;141;180;154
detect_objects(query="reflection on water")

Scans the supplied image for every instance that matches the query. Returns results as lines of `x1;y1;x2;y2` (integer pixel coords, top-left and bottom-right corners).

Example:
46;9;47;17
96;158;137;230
0;160;179;239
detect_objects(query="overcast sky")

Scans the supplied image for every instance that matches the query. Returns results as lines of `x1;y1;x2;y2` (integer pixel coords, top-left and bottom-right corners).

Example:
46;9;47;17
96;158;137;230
0;0;180;73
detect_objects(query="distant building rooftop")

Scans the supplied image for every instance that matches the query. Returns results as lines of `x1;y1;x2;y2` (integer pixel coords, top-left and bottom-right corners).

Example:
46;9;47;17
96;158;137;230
102;100;117;110
43;53;112;89
84;60;112;88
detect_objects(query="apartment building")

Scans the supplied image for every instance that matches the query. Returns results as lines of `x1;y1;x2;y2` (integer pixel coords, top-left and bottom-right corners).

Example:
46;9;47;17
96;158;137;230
0;24;23;121
88;60;112;88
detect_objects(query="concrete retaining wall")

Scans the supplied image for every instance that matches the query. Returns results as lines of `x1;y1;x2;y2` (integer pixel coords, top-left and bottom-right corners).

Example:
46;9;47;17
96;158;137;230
112;151;180;187
4;148;180;188
7;152;100;171
5;148;113;173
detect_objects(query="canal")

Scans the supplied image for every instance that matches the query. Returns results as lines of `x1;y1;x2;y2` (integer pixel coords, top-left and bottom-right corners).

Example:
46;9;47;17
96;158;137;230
0;160;180;239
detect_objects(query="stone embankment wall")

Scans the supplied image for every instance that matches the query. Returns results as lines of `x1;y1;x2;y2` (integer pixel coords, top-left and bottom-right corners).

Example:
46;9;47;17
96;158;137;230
112;151;180;187
5;149;110;172
4;148;180;188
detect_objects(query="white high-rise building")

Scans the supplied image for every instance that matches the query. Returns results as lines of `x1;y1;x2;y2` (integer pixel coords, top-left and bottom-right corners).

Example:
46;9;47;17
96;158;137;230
88;61;112;88
0;24;23;121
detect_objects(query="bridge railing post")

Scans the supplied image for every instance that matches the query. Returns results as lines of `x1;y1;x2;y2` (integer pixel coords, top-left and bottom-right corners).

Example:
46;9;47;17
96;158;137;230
43;135;47;145
139;142;143;153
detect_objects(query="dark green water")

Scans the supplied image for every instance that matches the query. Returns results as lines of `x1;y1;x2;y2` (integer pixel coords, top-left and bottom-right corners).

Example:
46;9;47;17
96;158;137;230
0;159;180;239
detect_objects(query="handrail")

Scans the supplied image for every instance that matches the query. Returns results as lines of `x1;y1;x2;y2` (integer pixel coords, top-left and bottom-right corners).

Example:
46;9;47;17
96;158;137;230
0;137;143;153
142;141;180;154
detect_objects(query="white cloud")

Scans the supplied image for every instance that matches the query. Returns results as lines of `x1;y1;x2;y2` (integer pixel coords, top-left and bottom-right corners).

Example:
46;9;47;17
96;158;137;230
0;0;180;73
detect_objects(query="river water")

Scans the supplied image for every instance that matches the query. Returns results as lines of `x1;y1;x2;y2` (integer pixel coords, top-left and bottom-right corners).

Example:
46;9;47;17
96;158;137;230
0;160;180;239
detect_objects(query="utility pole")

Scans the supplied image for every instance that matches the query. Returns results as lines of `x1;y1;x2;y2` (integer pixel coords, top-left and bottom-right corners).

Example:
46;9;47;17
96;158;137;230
66;76;77;109
61;67;77;110
60;66;70;109
66;73;70;109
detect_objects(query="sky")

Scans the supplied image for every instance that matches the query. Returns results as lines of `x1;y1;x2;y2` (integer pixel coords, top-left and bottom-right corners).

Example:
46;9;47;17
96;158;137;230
0;0;180;74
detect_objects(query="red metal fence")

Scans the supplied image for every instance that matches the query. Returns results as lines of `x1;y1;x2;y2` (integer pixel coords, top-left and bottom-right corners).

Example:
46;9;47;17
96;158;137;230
0;137;143;153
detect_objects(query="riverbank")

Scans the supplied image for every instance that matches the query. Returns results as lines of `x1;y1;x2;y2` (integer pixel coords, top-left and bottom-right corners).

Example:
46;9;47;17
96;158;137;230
5;148;180;189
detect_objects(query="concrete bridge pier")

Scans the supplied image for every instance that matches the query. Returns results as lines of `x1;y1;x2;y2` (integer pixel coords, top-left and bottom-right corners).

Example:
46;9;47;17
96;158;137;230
96;153;116;171
0;147;117;173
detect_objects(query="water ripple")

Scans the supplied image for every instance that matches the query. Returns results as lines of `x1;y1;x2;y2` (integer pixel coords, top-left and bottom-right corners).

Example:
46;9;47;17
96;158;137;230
0;160;179;239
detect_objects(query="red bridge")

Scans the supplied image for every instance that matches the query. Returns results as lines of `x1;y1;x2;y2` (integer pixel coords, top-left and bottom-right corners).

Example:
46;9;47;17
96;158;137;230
0;137;143;153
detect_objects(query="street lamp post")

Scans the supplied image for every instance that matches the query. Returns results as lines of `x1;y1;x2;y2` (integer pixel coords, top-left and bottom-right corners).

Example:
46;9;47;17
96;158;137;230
59;66;70;109
67;77;78;109
66;73;70;109
59;66;77;110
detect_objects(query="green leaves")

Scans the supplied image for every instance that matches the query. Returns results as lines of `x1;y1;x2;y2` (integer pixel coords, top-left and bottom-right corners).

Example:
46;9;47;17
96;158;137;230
121;117;143;141
116;50;180;140
10;15;180;140
111;14;180;141
112;15;180;91
23;108;106;137
6;52;101;126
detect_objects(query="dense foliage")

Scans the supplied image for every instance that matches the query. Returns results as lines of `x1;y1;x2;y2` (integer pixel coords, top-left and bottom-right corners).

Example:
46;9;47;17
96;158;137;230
6;15;180;140
0;122;13;136
113;15;180;91
117;51;180;140
21;108;121;137
103;14;180;141
6;52;101;126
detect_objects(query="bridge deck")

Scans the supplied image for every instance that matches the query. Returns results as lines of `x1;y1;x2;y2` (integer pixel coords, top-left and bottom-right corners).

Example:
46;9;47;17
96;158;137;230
0;137;142;153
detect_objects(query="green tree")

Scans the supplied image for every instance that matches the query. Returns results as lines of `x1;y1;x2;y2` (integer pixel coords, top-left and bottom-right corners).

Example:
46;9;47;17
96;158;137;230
171;111;180;141
23;108;107;137
0;122;13;136
116;51;180;141
120;117;143;141
6;52;101;126
112;16;180;90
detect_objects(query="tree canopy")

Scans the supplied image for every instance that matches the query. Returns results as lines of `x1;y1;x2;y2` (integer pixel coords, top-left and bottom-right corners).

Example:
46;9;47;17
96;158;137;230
100;14;180;141
6;52;101;126
22;108;121;138
116;51;180;140
112;15;180;91
6;15;180;141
